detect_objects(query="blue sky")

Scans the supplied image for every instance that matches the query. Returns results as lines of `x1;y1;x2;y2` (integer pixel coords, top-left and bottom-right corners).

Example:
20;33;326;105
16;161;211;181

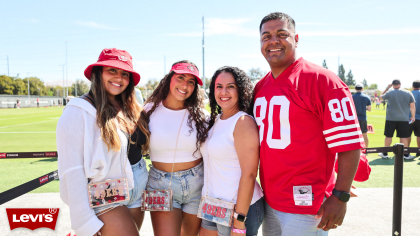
1;0;419;90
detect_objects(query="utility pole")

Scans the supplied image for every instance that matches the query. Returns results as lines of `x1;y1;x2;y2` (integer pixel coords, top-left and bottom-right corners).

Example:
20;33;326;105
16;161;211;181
337;55;340;76
27;72;30;99
7;56;9;76
202;15;205;91
65;40;68;97
164;55;166;76
61;64;65;97
75;79;77;97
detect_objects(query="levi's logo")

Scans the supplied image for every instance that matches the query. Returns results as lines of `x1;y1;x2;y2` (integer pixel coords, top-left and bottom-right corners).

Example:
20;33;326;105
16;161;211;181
39;175;48;184
6;208;60;230
0;153;6;158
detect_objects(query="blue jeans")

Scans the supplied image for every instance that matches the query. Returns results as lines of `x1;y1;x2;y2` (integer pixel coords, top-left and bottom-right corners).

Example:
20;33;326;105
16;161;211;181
93;158;148;215
262;201;328;236
201;197;265;236
147;162;204;215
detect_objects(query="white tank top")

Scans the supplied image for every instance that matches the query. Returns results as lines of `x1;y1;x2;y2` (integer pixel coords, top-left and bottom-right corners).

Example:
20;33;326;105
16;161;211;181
200;111;264;204
145;103;209;163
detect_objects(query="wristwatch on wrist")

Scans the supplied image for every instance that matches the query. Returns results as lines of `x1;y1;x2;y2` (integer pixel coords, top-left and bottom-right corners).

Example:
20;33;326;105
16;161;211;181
332;188;350;202
233;212;247;222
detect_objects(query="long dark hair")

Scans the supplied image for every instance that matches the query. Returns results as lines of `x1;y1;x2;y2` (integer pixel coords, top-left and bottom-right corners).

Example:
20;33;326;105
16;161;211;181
90;66;150;153
145;60;207;156
207;66;254;130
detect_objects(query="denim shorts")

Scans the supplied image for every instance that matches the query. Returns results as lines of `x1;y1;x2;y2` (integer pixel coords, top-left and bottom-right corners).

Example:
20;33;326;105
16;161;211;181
147;162;204;215
201;197;265;236
262;201;328;236
93;158;148;215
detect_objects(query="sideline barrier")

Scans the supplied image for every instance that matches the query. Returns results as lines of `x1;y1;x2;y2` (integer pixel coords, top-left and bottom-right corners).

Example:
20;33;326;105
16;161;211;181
0;148;412;234
0;151;57;159
0;170;58;205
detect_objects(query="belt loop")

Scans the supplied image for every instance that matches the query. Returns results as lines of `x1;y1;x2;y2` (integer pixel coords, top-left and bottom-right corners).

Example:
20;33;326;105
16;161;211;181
191;168;197;176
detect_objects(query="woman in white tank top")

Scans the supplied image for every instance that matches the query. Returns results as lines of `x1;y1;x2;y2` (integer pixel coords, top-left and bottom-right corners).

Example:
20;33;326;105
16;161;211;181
144;60;209;236
200;67;264;236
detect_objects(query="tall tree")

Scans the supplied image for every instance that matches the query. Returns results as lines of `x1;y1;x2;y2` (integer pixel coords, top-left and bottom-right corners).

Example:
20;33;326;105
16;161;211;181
362;78;368;88
0;75;15;94
338;64;346;82
71;79;90;96
146;79;159;91
322;59;328;69
346;70;355;86
247;68;265;83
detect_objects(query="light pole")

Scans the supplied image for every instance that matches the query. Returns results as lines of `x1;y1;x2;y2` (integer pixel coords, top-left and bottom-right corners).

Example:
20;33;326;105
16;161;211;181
66;40;68;97
60;64;65;98
27;72;30;99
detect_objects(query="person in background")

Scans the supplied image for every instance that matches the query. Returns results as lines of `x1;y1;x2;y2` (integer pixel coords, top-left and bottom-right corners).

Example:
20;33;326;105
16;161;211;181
382;99;387;110
144;60;209;236
407;80;420;158
379;80;416;160
352;83;371;147
57;48;150;236
200;66;264;236
134;87;144;106
37;97;40;108
375;97;381;109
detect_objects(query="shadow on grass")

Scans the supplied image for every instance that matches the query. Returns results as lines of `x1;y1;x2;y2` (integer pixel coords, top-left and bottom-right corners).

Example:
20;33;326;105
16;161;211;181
30;158;57;164
369;157;417;166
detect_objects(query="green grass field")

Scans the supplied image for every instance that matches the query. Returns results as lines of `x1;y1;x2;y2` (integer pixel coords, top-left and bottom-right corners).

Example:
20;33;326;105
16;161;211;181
0;106;419;195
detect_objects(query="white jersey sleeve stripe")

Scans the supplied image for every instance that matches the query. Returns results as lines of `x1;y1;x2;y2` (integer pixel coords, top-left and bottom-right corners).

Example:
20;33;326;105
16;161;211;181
325;131;362;142
327;138;364;148
323;124;360;135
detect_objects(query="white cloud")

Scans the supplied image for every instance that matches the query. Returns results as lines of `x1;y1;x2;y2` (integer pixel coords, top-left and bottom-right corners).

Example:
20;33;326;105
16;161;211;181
300;28;420;36
169;17;257;37
76;21;120;30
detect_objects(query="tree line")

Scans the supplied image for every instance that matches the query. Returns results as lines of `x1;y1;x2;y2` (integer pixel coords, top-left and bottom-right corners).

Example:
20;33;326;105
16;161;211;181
0;75;90;96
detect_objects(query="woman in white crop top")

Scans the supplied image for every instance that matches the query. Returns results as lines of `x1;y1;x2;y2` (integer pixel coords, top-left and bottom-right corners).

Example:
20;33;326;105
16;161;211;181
200;66;264;236
144;60;209;236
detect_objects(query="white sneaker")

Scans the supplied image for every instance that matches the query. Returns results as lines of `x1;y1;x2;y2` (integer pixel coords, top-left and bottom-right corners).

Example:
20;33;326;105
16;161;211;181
379;153;389;159
403;155;415;160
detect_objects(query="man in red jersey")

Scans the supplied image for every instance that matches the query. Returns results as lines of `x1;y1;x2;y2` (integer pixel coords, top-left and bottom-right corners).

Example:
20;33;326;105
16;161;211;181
253;12;362;235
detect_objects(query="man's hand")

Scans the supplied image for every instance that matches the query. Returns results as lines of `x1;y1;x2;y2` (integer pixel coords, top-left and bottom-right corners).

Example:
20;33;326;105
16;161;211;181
314;195;347;231
387;84;392;89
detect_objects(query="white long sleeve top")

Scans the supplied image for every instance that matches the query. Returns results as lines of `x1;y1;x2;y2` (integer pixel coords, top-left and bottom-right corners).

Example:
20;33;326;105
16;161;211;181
56;98;134;236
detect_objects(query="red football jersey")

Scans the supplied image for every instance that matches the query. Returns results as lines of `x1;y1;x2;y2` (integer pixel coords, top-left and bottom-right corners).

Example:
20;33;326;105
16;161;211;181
253;58;364;215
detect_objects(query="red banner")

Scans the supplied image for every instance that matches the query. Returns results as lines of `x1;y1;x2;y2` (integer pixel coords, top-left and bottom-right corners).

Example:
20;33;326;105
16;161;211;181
6;208;60;231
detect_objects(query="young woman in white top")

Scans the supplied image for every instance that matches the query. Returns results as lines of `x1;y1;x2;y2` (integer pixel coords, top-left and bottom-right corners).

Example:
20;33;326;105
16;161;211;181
144;60;209;236
200;66;264;236
56;48;150;236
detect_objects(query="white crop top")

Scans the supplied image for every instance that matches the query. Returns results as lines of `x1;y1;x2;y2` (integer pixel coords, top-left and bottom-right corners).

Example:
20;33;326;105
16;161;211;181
200;111;264;205
145;103;209;163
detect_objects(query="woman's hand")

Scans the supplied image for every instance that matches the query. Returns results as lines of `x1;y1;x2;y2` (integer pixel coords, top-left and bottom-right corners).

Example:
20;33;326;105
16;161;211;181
93;230;102;236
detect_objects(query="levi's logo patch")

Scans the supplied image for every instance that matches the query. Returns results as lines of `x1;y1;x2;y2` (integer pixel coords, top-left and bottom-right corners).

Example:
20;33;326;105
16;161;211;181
6;208;60;230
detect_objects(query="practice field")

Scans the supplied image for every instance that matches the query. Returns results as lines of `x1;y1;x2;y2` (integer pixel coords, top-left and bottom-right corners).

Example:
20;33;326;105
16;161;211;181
0;106;419;195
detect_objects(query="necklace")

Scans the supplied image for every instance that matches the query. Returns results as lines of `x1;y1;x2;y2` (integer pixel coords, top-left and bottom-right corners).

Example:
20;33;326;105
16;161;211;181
220;109;240;120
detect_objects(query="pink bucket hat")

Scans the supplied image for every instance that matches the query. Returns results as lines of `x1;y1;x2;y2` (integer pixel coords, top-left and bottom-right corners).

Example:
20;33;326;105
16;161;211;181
84;48;141;86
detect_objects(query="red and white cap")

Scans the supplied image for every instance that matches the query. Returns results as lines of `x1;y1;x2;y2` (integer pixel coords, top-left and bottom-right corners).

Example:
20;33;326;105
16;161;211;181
170;63;202;86
84;48;141;86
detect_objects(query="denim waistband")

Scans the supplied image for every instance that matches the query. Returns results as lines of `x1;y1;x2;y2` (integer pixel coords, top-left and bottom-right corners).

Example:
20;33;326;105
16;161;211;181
149;161;203;177
131;158;145;168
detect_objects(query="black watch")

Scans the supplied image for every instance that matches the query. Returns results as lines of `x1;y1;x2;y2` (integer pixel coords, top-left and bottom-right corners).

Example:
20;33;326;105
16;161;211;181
332;188;350;202
234;212;247;222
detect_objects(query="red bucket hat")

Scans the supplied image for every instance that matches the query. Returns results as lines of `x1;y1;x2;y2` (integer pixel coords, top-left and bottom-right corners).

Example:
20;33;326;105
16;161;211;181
170;63;202;86
84;48;141;86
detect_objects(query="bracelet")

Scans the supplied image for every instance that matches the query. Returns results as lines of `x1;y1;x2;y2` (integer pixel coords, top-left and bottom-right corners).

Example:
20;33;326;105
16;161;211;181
231;226;246;234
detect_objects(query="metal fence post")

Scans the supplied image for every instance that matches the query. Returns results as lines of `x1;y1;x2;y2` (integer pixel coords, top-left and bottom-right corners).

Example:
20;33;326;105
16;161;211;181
392;143;404;236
